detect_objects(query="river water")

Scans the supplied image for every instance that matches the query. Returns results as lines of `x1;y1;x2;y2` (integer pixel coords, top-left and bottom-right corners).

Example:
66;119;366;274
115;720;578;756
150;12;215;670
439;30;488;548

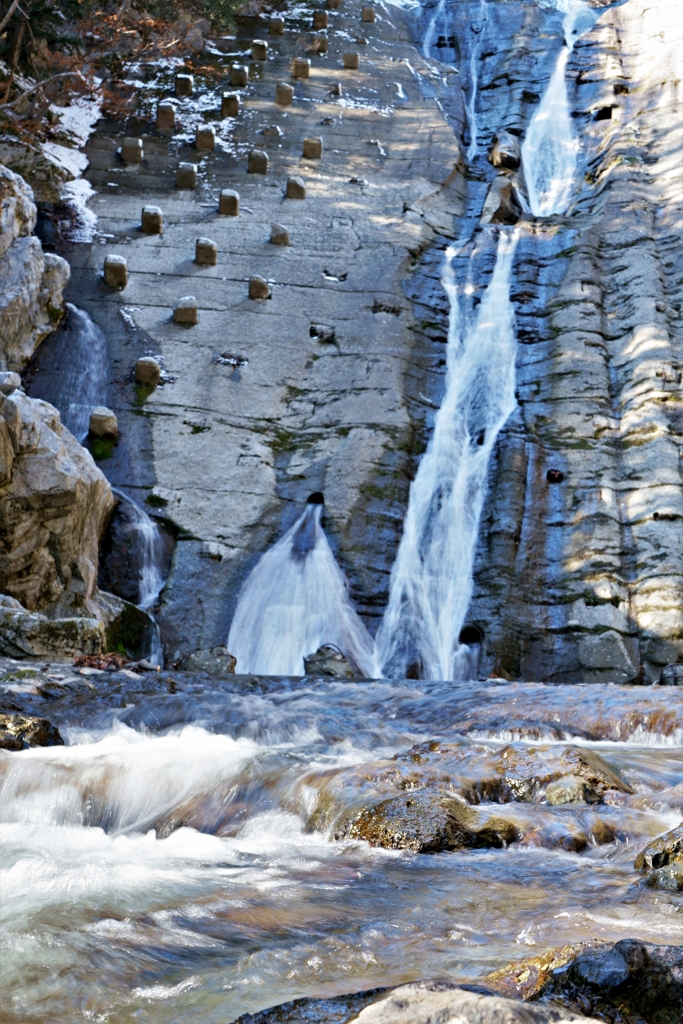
2;675;683;1022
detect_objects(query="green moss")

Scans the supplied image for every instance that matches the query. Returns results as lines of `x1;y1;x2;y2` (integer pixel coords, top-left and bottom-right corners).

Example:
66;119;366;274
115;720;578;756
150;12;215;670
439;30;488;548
105;602;155;659
134;383;155;405
145;494;168;508
88;437;115;461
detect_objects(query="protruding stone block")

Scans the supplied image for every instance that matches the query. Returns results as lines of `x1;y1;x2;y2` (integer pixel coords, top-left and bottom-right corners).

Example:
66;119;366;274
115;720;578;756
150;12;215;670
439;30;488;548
270;224;290;246
176;162;198;189
249;276;271;299
292;57;311;79
326;0;341;8
230;64;248;87
141;205;163;234
275;82;294;106
195;237;218;265
314;34;329;53
219;189;240;215
286;175;306;199
222;92;240;117
343;51;359;69
135;357;161;387
251;39;268;60
303;136;323;159
103;254;128;289
156;101;176;130
488;129;521;171
329;81;342;96
175;73;194;97
248;149;268;174
195;125;215;151
89;407;118;439
361;5;375;21
173;296;198;325
313;10;328;28
121;137;143;163
269;16;284;34
0;371;21;395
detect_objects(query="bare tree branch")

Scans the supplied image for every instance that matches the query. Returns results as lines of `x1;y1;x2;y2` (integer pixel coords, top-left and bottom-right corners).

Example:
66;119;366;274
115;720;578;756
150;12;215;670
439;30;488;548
0;70;87;110
0;0;21;36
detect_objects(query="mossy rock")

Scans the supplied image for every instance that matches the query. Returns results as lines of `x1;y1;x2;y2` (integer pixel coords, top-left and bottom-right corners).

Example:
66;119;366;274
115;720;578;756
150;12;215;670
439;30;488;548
105;601;156;660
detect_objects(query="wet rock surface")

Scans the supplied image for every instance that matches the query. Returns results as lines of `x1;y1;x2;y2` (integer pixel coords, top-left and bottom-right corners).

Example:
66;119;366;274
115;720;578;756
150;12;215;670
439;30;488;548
304;644;356;678
0;710;63;750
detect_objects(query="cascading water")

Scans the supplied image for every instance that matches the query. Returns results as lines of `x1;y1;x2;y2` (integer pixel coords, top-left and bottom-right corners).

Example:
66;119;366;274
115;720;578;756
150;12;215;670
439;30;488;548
227;495;375;676
521;0;598;216
375;231;519;681
465;0;489;160
26;303;108;442
111;489;168;666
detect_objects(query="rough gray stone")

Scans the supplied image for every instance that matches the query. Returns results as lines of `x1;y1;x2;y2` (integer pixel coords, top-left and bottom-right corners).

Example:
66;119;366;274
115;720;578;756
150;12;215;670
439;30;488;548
488;129;521;170
660;664;683;685
304;644;355;678
141;205;163;234
0;372;21;395
179;645;236;675
103;255;127;289
480;176;522;225
89;406;118;439
219;189;239;216
173;296;198;325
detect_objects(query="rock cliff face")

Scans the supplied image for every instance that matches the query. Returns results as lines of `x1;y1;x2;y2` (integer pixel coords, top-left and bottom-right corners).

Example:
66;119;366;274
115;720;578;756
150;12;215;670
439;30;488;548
429;0;683;683
0;164;69;371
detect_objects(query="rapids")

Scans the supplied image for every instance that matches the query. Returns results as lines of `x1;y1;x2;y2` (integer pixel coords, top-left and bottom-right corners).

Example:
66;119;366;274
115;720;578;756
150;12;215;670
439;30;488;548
2;675;683;1022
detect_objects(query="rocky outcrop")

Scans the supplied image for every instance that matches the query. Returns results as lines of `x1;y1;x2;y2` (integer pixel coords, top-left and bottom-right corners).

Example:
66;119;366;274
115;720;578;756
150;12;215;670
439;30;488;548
0;390;114;621
0;164;69;370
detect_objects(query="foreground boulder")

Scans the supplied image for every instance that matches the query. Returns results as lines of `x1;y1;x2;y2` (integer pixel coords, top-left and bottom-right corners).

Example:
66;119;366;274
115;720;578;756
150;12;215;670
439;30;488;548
178;646;236;675
236;983;600;1024
0;391;114;618
0;164;68;370
0;594;105;658
0;711;63;750
304;644;356;678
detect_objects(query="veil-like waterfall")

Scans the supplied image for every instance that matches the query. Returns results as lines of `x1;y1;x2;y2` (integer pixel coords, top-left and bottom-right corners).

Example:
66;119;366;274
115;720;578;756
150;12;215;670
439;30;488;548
522;0;597;216
27;303;108;442
228;497;375;677
465;0;489;161
375;232;519;681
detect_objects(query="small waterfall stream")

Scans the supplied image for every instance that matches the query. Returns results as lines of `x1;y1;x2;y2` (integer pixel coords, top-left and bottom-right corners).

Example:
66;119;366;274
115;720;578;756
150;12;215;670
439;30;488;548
26;303;108;442
228;496;375;676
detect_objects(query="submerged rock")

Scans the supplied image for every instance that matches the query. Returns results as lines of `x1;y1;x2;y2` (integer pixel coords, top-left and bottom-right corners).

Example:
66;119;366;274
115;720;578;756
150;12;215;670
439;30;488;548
304;644;356;678
634;821;683;872
0;711;63;750
537;940;683;1024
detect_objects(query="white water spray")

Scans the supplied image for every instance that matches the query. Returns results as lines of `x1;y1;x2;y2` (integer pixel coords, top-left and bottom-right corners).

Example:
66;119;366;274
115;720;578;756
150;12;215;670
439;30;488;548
375;231;520;681
227;499;375;677
522;0;597;216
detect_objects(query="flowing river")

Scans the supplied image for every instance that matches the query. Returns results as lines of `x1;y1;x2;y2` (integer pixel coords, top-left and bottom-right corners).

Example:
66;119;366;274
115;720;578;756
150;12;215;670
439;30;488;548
2;675;683;1022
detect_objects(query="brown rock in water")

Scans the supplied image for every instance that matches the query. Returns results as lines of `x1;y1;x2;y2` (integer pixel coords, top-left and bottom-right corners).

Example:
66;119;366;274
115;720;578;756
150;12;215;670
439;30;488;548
304;644;355;678
488;129;521;170
121;137;143;164
270;224;290;247
175;73;194;97
173;296;198;325
195;237;218;266
156;101;176;130
303;136;323;159
89;407;118;439
537;940;683;1024
135;357;161;387
361;6;376;22
141;205;163;234
275;82;294;106
292;57;311;79
634;821;683;871
313;10;328;29
103;254;127;289
195;126;215;152
219;189;239;216
485;943;606;1002
0;712;63;750
251;39;268;60
176;162;197;189
269;16;284;35
230;64;248;87
343;51;360;69
326;0;341;8
286;175;306;199
337;789;519;853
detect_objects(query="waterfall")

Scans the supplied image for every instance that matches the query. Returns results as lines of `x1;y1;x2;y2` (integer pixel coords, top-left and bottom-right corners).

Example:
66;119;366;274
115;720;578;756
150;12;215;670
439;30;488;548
375;231;519;681
465;0;489;161
227;496;375;677
521;0;597;216
422;0;447;59
27;303;108;442
112;490;168;666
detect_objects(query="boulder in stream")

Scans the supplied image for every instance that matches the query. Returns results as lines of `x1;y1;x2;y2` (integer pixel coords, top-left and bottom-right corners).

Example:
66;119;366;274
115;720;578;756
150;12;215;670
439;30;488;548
178;645;236;675
304;644;356;678
634;821;683;872
0;711;64;750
